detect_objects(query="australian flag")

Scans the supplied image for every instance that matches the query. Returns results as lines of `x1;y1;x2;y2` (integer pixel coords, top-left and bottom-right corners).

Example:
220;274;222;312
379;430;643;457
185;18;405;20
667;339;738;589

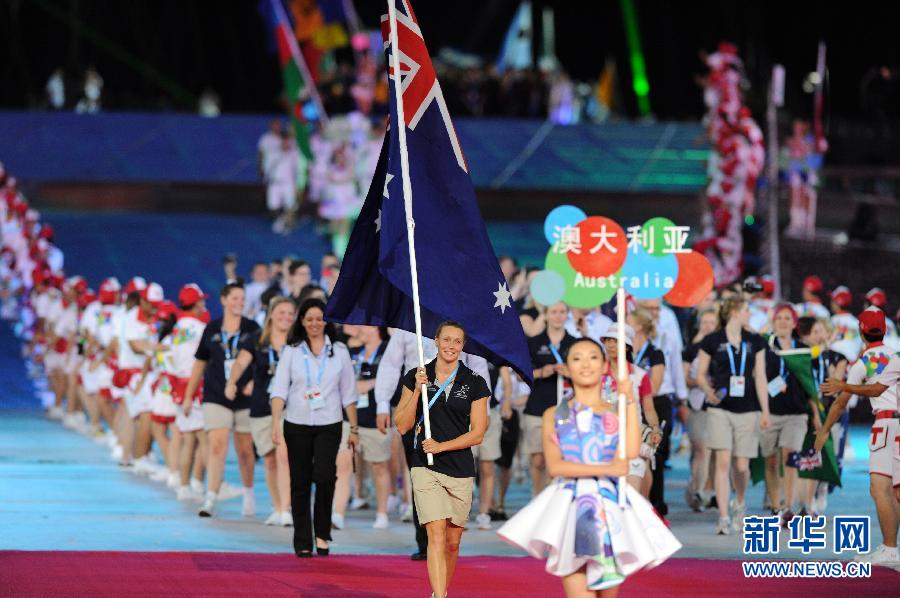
325;0;533;384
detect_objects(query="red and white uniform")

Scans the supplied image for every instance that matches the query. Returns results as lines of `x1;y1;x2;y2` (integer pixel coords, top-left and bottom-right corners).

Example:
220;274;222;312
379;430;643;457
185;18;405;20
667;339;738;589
831;311;862;358
847;344;900;480
118;306;156;417
46;298;77;373
78;299;103;394
94;303;123;400
873;353;900;488
794;300;830;320
169;312;207;432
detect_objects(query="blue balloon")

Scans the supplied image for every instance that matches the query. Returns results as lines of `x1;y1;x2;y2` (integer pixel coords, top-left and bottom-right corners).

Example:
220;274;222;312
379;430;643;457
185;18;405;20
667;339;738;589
543;205;587;246
619;245;679;300
530;269;566;306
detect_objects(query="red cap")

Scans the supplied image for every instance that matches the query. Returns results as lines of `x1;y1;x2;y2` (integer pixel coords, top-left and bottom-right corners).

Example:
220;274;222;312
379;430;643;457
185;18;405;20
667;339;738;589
141;282;164;306
39;224;54;240
77;290;97;309
98;277;121;305
156;300;178;320
803;275;823;293
13;201;27;215
65;275;88;294
830;285;852;308
49;274;64;289
859;306;886;336
866;287;887;309
32;268;49;286
759;274;775;297
124;276;147;295
178;283;208;308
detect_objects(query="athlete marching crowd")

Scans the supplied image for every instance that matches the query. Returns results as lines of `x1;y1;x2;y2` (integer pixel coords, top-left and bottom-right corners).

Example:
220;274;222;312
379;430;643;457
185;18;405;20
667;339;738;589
3;157;900;591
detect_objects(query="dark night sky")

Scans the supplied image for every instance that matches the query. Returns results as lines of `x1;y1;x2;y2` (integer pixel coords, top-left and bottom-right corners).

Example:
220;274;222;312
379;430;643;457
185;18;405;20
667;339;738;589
2;0;899;121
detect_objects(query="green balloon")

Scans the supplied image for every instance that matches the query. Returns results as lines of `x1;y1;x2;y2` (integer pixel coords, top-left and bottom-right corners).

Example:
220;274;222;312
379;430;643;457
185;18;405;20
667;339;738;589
545;247;618;308
641;216;676;257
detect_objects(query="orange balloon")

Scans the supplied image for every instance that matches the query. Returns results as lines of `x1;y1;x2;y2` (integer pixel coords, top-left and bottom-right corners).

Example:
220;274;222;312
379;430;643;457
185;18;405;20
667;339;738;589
664;251;714;307
565;216;628;277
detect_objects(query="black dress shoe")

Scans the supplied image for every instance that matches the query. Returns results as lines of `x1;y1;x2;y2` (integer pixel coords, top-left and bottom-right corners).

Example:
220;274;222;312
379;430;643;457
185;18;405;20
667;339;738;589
410;551;427;561
295;550;313;558
316;546;330;556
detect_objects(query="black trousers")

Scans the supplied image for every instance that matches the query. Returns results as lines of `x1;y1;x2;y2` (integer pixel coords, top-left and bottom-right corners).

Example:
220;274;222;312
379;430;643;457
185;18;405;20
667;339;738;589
649;394;674;517
283;420;342;553
402;434;428;553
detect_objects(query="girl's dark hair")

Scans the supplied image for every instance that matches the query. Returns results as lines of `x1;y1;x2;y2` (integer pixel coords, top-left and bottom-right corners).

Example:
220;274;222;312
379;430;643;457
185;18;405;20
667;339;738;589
125;291;141;310
298;283;327;304
157;314;177;341
563;337;607;361
435;320;466;344
289;299;338;350
863;330;885;343
220;281;244;298
797;316;817;339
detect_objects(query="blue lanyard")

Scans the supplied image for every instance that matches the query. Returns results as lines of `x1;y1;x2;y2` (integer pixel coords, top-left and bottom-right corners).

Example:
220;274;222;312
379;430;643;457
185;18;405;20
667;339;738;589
816;354;825;385
727;342;747;377
267;345;280;375
301;344;328;387
777;338;795;379
222;330;240;360
413;363;460;449
549;343;563;364
355;345;379;376
634;343;648;366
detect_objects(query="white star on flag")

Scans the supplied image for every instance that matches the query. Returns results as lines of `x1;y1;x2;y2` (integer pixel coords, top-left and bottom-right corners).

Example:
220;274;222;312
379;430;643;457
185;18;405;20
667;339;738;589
375;208;382;232
383;173;394;200
493;282;512;314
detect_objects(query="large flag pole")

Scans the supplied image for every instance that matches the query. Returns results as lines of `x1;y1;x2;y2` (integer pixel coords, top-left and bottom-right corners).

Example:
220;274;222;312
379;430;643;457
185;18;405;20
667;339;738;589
387;0;434;466
616;287;627;506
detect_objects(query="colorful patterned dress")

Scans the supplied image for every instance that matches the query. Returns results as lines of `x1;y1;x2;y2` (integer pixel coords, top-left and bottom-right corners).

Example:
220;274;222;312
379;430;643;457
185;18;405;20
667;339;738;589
497;399;681;590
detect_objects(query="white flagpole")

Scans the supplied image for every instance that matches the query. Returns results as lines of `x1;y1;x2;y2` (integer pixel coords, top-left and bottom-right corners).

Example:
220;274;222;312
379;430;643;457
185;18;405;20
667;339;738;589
616;288;627;506
388;0;433;466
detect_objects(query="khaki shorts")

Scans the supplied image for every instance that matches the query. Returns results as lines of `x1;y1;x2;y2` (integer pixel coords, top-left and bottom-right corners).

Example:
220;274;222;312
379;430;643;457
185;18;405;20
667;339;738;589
250;415;276;456
202;402;251;433
522;413;545;456
472;409;502;462
687;409;708;445
705;407;761;458
359;426;392;463
411;466;474;527
760;414;808;457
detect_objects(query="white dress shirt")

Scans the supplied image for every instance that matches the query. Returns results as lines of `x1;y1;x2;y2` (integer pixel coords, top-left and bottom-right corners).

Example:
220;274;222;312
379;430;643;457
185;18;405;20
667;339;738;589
270;336;356;426
374;329;490;415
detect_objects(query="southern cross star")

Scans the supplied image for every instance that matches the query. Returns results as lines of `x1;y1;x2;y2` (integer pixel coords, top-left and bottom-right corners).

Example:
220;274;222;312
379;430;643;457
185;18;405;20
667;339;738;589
493;282;512;314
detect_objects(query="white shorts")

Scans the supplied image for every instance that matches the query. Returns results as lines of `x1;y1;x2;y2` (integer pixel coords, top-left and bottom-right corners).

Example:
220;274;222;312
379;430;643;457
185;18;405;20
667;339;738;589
176;400;205;432
94;361;114;391
267;181;296;211
125;376;154;418
80;360;100;394
44;350;66;373
64;350;81;376
629;457;647;478
151;379;178;423
869;417;900;479
472;409;502;462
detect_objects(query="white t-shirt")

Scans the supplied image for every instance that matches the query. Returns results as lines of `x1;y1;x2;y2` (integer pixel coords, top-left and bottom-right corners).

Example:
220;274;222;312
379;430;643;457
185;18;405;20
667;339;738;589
847;344;899;414
96;304;123;349
166;313;207;378
795;301;830;320
873;350;900;405
79;300;102;339
53;302;78;340
33;289;59;320
118;306;154;370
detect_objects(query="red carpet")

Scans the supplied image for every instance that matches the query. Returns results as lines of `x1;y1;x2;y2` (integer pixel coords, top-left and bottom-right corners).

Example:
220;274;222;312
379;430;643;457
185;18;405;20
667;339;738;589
1;552;897;597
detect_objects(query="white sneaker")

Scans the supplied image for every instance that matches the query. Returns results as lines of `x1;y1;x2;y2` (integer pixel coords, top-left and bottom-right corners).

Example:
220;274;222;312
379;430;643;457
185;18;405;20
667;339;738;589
166;471;180;489
280;511;294;527
855;544;900;566
242;493;256;518
715;517;732;535
386;494;401;515
48;406;64;420
132;457;150;475
218;482;243;501
373;512;389;529
177;486;201;501
332;513;345;530
399;503;413;522
111;445;123;461
349;497;369;510
264;511;281;526
729;500;746;532
476;513;492;531
150;468;170;483
199;493;217;517
190;478;204;494
62;413;77;429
